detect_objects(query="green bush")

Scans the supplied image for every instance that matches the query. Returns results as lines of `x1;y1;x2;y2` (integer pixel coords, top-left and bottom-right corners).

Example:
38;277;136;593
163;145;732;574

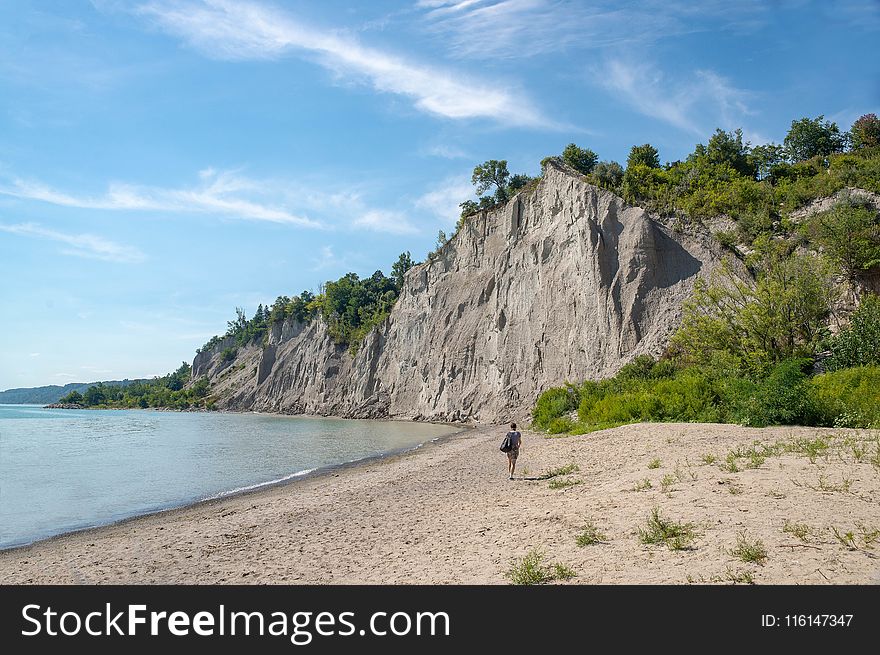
809;366;880;428
826;296;880;371
532;385;579;430
733;358;814;427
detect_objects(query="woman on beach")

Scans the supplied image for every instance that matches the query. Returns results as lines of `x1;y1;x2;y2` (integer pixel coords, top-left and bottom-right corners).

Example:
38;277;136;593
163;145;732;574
505;422;522;480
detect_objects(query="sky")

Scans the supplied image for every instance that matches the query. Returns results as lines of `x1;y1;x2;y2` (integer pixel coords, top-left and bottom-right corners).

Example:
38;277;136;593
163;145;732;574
1;0;878;389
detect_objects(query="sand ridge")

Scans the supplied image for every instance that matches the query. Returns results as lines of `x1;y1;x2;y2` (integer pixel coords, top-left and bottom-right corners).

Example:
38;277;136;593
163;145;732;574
1;423;878;584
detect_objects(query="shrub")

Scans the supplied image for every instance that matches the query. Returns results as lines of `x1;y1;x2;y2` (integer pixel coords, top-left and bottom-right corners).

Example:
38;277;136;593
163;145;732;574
733;358;814;427
809;366;880;428
826;296;880;371
221;347;237;363
532;385;578;430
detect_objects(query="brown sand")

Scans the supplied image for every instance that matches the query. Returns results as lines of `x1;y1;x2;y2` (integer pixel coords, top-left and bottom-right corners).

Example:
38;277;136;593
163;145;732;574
1;423;878;584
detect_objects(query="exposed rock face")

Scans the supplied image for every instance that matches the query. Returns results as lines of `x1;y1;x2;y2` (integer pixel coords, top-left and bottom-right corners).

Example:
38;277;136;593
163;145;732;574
194;164;727;423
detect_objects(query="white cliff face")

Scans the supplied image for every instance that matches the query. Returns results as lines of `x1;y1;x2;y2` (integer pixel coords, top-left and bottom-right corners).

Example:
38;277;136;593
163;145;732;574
195;164;726;423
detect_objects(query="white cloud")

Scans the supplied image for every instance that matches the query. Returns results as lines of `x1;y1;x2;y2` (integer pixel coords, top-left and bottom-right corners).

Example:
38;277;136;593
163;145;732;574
0;222;147;263
596;60;755;135
0;169;321;227
311;245;346;272
352;209;419;235
416;1;769;59
414;176;474;225
135;0;549;127
423;143;469;159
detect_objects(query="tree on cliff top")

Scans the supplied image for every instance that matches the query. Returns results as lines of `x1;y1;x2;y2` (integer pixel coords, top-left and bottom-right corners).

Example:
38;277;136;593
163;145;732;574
472;160;511;203
784;115;847;162
626;144;660;169
562;143;598;175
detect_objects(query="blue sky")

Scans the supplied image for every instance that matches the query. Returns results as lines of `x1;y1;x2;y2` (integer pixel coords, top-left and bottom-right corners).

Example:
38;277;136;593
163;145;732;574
1;0;878;389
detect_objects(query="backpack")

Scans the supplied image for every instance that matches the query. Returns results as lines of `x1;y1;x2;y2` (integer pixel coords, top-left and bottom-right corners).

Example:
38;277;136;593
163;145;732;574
500;435;513;452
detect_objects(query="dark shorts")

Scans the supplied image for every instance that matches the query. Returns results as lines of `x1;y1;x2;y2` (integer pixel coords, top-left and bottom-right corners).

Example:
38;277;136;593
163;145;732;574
507;447;519;461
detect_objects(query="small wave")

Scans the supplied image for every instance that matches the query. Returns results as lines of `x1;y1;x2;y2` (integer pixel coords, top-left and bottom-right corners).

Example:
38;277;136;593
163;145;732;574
208;468;317;499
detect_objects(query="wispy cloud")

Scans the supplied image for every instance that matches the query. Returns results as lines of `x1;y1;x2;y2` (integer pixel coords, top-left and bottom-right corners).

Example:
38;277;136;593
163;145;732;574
0;169;320;227
414;176;474;226
415;1;769;59
352;209;419;235
134;0;550;127
0;222;146;263
596;60;755;135
422;143;469;159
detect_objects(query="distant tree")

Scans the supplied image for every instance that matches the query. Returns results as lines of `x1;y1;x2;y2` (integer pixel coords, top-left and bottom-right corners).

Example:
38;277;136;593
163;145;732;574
60;390;83;404
561;143;598;175
704;128;754;177
471;160;511;203
627;144;660;169
227;307;247;336
783;115;847;162
391;251;415;290
592;161;624;189
83;385;107;406
850;113;880;150
436;229;448;250
748;142;786;181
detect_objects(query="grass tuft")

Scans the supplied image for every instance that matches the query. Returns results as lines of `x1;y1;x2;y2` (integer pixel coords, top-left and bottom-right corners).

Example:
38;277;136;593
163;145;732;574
505;549;576;585
647;458;661;469
638;508;696;551
575;520;607;547
729;531;768;565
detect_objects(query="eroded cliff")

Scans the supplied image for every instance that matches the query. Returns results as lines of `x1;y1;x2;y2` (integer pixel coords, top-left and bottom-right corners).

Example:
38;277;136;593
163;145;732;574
194;163;727;423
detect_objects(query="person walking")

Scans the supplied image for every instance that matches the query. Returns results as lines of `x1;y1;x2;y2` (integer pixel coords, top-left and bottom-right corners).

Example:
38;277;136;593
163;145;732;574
505;422;522;480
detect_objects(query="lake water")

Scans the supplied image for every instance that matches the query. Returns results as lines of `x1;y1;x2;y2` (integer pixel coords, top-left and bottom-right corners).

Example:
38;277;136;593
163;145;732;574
0;405;458;549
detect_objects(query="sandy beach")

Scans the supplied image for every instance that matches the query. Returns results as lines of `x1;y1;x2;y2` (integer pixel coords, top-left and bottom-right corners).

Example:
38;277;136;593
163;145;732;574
1;422;878;584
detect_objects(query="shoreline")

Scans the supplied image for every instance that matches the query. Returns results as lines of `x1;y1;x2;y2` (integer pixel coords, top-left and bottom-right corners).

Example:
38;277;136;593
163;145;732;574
2;422;878;584
0;420;473;553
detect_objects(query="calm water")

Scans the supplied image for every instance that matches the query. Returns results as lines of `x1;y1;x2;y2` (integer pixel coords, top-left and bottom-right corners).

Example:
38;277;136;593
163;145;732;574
0;405;457;549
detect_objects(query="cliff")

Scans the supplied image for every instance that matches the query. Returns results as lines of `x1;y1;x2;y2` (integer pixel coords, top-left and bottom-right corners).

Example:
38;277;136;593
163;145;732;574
193;163;728;423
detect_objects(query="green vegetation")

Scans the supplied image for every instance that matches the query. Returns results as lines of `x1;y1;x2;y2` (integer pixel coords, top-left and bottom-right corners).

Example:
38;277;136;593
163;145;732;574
647;458;661;469
782;520;814;542
548;478;581;489
542;463;580;478
59;363;212;410
729;532;768;565
575;520;607;546
505;549;576;585
197;251;418;358
533;351;880;436
638;508;697;551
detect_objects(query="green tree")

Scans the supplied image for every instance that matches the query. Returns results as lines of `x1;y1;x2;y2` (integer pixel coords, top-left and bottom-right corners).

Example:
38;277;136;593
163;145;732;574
825;295;880;371
391;251;415;290
704;128;754;177
60;390;83;404
784;115;847;162
805;195;880;288
748;142;786;181
592;160;624;189
562;143;598;175
672;250;836;373
626;144;660;169
459;199;479;217
471;160;510;203
850;113;880;150
507;173;534;194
